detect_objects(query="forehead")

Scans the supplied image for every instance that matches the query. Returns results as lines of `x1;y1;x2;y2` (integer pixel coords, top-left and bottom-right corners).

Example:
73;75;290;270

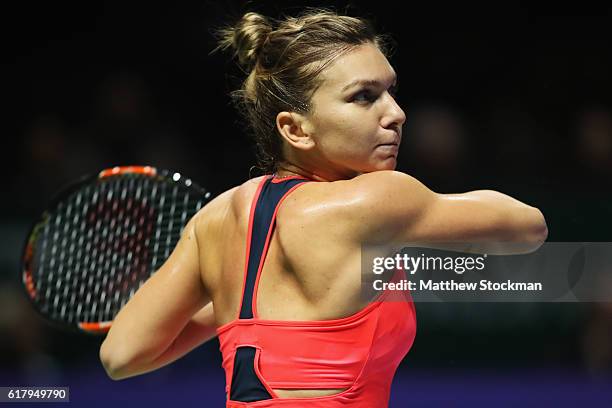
317;43;396;92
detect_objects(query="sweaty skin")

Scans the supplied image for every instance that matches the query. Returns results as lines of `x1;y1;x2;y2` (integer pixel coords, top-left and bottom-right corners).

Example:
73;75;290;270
100;43;547;400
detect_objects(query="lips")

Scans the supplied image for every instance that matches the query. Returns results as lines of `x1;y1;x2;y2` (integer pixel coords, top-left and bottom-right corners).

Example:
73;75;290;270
376;143;399;156
377;139;400;148
377;131;400;155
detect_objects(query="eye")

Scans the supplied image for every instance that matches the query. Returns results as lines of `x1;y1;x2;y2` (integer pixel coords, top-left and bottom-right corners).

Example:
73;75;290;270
352;90;377;104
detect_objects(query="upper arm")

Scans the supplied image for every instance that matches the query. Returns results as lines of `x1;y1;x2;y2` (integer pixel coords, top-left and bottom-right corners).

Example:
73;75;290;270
100;212;210;368
351;171;545;249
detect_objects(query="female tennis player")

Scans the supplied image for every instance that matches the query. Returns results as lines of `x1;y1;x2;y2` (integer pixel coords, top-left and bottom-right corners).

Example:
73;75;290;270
99;9;548;406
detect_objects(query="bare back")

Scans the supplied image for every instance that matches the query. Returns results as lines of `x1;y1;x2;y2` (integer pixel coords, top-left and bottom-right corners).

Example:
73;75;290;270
198;176;369;331
101;170;544;395
197;169;547;331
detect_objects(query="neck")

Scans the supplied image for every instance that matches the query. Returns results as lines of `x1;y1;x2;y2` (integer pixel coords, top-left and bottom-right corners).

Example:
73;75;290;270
275;161;359;181
276;144;362;181
275;162;356;182
274;163;326;181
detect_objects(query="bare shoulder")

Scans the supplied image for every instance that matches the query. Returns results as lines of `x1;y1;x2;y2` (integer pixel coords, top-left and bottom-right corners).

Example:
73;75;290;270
340;171;435;242
279;171;433;244
192;176;266;235
338;171;432;215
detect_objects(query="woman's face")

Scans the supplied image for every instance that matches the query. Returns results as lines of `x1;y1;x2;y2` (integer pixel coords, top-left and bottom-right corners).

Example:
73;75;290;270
302;42;406;179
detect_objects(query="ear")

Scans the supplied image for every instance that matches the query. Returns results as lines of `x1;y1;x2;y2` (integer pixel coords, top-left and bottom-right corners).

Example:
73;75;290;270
276;111;316;151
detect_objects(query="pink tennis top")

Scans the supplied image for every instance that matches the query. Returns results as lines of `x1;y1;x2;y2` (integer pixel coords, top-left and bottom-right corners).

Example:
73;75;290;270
216;175;417;407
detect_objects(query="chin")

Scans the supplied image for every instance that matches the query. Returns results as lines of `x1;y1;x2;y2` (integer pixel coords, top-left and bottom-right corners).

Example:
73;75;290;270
351;156;398;175
376;157;398;171
359;160;397;174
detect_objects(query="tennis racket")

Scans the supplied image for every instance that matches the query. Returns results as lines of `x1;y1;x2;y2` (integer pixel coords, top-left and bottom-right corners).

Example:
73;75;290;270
21;165;214;335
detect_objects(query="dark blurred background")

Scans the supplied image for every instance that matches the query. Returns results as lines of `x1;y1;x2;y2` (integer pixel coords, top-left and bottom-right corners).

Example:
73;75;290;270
1;0;611;406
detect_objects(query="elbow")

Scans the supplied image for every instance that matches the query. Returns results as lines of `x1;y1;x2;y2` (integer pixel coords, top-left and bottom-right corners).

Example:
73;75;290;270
99;343;120;380
537;218;548;243
529;207;548;242
495;206;547;254
518;207;548;252
99;341;129;381
99;336;158;381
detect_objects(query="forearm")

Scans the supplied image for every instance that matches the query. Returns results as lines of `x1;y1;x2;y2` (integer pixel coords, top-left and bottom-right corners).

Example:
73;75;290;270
102;302;218;380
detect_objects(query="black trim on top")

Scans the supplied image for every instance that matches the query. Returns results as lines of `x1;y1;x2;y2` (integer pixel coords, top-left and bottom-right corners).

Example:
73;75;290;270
239;177;309;319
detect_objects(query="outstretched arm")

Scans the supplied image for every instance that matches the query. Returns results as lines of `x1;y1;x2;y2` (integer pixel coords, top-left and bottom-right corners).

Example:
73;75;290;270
349;171;548;254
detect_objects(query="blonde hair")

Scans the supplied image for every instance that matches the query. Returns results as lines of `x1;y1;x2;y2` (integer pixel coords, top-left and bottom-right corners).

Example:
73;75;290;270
211;8;395;173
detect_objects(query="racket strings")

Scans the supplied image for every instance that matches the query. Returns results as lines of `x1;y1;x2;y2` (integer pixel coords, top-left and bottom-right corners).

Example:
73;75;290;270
31;174;206;324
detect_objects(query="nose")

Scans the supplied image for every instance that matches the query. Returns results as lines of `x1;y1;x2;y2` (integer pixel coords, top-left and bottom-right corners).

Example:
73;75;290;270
381;92;406;134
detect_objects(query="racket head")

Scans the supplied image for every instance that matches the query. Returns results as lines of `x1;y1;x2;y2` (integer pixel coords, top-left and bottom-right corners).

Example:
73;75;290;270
21;165;213;335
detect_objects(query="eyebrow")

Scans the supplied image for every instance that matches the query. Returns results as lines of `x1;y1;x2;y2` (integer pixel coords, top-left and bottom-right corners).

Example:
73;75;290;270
341;75;398;92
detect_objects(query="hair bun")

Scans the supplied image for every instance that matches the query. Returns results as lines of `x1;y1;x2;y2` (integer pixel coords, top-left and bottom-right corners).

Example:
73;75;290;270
226;12;273;70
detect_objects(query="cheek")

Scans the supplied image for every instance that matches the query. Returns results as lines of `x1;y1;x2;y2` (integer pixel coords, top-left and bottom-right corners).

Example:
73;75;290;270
309;98;382;165
319;107;378;143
